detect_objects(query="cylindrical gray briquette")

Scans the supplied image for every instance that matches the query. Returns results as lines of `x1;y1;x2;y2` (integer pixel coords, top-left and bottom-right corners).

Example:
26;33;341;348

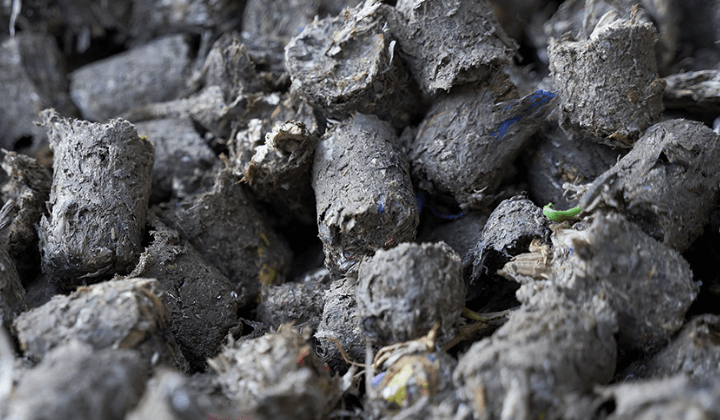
356;242;465;346
312;113;419;275
38;109;154;287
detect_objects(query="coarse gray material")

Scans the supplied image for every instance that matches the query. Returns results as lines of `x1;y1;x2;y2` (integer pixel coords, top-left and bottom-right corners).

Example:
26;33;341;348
312;113;418;275
135;118;219;203
409;75;557;209
208;327;341;420
284;1;420;129
548;16;665;148
128;0;245;45
522;120;625;208
0;240;26;331
390;0;518;94
523;212;698;353
70;35;191;122
0;37;49;152
663;69;720;116
242;0;323;44
356;242;464;346
589;374;720;420
126;368;239;420
128;217;241;372
233;117;318;225
37;109;154;287
578;119;720;253
468;195;550;301
12;277;188;371
620;314;720;380
418;212;489;260
5;341;147;420
159;169;293;301
454;290;617;420
257;268;331;331
314;276;367;373
0;151;52;256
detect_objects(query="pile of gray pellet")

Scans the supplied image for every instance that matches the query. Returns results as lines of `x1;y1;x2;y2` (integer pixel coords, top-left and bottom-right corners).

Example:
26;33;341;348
1;0;720;419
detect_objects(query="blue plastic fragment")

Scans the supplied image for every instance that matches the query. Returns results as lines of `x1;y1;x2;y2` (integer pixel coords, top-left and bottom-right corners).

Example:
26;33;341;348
416;191;425;214
491;90;557;140
490;115;523;140
372;372;386;388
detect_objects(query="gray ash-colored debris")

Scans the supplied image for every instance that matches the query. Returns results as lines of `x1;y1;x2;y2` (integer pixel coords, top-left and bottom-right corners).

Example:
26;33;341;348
13;277;189;370
577;374;720;420
663;69;720;117
522;120;625;208
314;276;366;373
35;112;149;278
548;13;665;148
70;34;192;122
38;109;153;287
257;267;331;331
0;151;51;256
468;195;550;302
0;240;26;331
0;36;51;153
356;242;464;346
126;368;239;420
208;326;341;420
127;0;245;45
5;340;148;420
454;289;617;420
537;0;679;72
579;119;720;253
134;118;219;203
196;31;278;101
620;314;720;381
515;212;698;353
418;211;489;260
409;73;558;209
159;168;292;301
312;113;418;275
388;0;519;94
284;1;420;129
128;217;241;371
230;93;319;224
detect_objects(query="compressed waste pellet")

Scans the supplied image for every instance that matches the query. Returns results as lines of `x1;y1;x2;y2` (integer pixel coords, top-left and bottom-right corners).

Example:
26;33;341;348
522;121;624;208
128;217;241;371
663;69;720;117
409;73;557;209
0;151;52;256
548;14;665;148
0;37;50;151
5;341;148;420
454;290;617;420
356;242;464;346
620;314;720;380
520;212;698;353
314;277;367;373
257;268;331;331
128;0;245;44
135;118;219;202
208;327;340;420
584;374;720;420
13;278;188;370
284;1;420;129
579;119;720;252
159;169;292;301
389;0;519;94
37;109;154;287
468;195;550;302
233;120;318;224
126;368;239;420
312;113;418;275
70;35;192;122
0;240;26;330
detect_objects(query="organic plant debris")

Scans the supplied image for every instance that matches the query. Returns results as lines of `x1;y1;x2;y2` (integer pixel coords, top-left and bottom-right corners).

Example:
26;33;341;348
1;0;720;419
